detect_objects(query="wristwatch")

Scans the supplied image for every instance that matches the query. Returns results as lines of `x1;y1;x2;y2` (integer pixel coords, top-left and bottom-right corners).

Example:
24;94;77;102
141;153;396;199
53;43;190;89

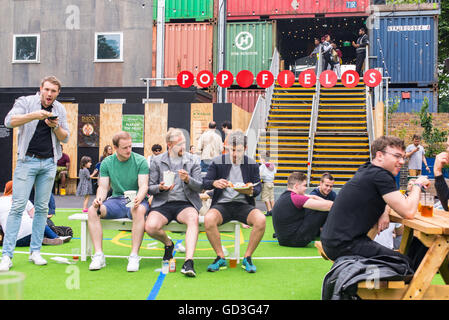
52;124;60;131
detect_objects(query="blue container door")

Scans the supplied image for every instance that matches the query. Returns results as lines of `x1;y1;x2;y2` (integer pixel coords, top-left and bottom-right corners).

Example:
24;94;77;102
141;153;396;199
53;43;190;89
385;87;438;113
372;15;437;85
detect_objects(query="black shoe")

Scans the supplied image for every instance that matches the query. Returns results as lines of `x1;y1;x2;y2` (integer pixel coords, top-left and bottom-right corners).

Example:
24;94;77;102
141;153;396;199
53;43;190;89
181;259;196;277
265;211;272;217
272;233;277;239
163;241;174;261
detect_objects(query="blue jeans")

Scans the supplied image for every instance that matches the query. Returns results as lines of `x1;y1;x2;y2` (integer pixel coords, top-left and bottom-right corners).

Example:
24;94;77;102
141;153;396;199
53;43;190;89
2;156;56;258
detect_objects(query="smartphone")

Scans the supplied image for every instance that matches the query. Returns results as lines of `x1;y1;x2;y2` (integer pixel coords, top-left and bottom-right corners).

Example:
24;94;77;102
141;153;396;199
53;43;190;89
48;115;58;120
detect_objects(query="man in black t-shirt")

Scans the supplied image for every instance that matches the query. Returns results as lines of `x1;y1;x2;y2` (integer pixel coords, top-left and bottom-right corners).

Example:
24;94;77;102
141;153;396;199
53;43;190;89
321;136;430;261
0;76;69;272
272;172;333;247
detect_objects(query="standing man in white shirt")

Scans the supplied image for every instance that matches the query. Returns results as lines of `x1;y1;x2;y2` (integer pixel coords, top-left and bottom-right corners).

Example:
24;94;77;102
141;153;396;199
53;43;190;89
405;134;430;176
197;121;223;172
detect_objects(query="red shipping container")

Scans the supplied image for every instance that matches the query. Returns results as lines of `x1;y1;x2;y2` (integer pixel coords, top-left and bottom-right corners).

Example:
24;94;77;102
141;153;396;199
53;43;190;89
226;0;370;20
227;89;265;113
163;22;214;86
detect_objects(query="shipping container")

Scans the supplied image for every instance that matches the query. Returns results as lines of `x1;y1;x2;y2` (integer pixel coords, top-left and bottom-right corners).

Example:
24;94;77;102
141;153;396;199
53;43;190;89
385;87;438;113
226;0;370;20
371;15;438;85
153;0;215;22
226;21;276;83
162;22;214;86
227;89;265;113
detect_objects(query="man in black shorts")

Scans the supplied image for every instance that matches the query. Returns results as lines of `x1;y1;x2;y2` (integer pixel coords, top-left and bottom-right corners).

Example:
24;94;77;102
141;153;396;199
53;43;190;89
146;128;203;277
321;136;430;262
203;130;265;273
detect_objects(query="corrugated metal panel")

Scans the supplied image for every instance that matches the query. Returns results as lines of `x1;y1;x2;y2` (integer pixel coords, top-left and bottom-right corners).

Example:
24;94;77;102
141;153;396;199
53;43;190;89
163;22;214;86
153;0;214;21
227;89;265;112
226;21;275;80
371;15;437;85
385;87;438;113
226;0;370;19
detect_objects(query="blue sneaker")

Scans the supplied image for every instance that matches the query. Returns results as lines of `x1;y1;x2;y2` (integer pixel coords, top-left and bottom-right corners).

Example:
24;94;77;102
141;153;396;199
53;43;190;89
241;257;256;273
207;256;227;272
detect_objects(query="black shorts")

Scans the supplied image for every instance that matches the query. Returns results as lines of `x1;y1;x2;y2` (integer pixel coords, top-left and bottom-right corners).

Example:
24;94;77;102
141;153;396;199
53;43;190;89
150;201;194;223
211;201;256;225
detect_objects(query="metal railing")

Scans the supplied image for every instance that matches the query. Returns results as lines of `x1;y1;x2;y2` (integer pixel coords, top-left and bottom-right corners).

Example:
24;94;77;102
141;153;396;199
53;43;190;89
306;44;323;187
246;48;280;159
364;46;376;160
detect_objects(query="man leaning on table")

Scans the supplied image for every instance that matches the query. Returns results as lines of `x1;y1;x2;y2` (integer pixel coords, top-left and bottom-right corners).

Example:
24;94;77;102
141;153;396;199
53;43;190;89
321;136;430;264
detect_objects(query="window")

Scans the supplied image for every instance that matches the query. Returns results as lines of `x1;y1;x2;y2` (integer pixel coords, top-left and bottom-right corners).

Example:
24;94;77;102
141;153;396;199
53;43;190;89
13;34;40;63
95;32;123;62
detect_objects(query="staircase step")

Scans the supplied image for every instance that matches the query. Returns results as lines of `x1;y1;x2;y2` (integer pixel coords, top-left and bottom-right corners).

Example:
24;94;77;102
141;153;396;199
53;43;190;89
314;148;370;153
268;119;311;124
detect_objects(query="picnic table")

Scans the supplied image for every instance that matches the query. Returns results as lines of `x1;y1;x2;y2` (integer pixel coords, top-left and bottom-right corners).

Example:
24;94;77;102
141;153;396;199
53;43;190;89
357;208;449;300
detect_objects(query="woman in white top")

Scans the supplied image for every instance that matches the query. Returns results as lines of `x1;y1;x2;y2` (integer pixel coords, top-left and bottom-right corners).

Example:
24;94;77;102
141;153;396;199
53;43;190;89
0;181;64;246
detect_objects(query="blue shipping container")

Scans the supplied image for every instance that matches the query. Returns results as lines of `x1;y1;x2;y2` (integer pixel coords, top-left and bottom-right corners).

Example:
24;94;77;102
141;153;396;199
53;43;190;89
371;15;437;85
384;87;438;113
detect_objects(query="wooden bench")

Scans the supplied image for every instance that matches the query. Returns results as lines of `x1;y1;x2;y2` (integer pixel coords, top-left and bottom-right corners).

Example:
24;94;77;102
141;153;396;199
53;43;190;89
68;213;241;262
314;240;408;298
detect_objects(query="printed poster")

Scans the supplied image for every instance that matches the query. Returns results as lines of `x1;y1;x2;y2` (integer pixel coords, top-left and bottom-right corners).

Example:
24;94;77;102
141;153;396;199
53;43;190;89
78;114;99;147
122;114;144;148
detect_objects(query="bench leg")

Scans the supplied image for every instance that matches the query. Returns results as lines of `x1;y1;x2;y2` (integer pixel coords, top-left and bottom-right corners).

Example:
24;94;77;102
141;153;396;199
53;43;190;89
80;220;87;261
234;224;240;264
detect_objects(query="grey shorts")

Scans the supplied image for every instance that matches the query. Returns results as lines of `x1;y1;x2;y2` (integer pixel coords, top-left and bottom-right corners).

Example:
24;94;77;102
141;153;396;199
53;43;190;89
103;196;151;220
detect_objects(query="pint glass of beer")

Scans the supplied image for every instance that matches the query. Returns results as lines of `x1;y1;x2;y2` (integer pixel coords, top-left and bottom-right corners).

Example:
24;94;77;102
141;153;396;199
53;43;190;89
420;193;434;217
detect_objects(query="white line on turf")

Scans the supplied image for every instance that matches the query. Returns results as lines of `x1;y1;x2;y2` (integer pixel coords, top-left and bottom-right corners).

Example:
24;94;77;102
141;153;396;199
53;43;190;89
12;251;323;260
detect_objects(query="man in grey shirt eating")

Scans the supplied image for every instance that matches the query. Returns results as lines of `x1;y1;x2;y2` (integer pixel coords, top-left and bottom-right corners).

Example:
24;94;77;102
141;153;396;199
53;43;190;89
146;128;202;277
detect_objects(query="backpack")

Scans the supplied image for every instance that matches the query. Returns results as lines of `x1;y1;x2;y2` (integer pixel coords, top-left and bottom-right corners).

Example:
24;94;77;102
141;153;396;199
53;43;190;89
51;226;73;237
47;218;73;237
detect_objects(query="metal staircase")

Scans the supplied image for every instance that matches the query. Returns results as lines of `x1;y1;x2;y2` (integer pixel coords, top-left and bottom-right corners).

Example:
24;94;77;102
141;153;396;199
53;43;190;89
256;83;315;185
247;46;375;188
309;81;370;187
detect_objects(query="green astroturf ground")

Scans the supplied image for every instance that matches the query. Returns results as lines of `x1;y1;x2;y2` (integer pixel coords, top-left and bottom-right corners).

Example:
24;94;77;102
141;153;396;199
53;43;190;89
2;208;444;300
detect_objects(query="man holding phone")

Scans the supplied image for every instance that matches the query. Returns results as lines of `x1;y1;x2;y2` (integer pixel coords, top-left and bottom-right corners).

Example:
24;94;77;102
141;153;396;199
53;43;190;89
0;76;70;272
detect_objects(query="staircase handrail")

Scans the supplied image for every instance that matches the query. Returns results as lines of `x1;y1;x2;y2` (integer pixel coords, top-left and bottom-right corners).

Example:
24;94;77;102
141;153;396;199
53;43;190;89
246;48;280;159
307;44;323;187
364;45;375;160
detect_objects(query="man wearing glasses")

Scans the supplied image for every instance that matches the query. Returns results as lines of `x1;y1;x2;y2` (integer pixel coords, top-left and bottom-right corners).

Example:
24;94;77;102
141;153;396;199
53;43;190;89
321;136;429;262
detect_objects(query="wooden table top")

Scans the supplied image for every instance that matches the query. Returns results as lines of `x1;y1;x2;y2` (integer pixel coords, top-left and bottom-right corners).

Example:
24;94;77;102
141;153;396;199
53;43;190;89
390;208;449;235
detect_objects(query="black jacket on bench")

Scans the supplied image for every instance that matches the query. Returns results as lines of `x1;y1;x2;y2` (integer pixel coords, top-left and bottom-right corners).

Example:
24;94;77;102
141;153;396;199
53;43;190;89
322;255;414;300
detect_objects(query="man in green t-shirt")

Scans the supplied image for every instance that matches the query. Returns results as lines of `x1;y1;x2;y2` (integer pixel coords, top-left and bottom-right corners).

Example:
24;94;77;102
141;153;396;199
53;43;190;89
87;131;149;272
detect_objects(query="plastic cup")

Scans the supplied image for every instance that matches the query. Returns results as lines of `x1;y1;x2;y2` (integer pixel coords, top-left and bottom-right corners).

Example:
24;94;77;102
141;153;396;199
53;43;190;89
229;257;237;268
162;260;169;274
0;271;25;300
163;171;175;187
420;193;434;217
124;190;137;208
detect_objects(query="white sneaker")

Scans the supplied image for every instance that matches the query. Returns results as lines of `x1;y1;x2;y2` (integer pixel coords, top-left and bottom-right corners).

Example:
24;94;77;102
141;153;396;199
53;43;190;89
127;254;141;272
89;252;106;271
0;256;12;272
175;242;186;253
59;236;72;243
29;251;47;266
